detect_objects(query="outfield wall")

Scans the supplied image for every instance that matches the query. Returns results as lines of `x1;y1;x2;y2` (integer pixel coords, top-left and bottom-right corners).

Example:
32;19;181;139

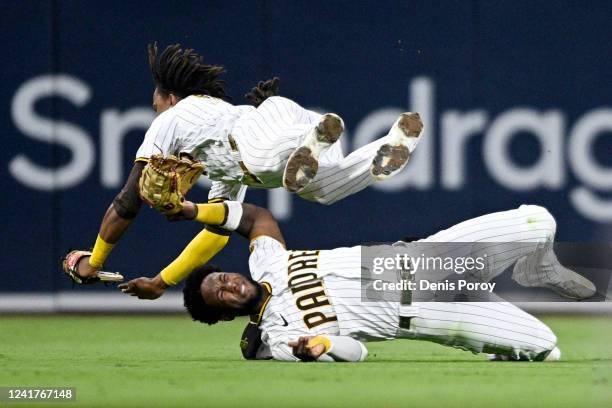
1;1;611;311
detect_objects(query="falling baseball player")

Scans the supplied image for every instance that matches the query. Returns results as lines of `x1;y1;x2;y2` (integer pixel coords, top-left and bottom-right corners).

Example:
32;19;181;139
119;199;596;362
62;42;423;296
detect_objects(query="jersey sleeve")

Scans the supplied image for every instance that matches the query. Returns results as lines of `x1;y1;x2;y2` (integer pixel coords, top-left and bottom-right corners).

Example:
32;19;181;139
268;339;300;362
135;110;180;161
249;236;286;253
267;336;368;362
208;181;247;203
249;236;286;263
248;236;286;282
320;336;368;362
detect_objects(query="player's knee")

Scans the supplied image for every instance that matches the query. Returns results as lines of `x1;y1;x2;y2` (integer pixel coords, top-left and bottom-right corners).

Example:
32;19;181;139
518;204;557;239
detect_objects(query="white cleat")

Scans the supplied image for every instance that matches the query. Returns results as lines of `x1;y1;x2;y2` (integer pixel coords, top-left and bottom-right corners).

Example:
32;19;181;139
487;353;513;362
283;113;344;193
370;112;423;180
542;264;597;300
487;346;561;362
544;346;561;362
513;255;597;300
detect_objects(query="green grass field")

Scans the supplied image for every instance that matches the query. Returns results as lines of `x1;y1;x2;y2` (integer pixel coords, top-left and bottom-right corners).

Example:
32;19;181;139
1;315;610;408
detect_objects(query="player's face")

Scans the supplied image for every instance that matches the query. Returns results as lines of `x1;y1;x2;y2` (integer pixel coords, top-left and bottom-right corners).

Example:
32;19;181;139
201;272;259;310
152;88;174;115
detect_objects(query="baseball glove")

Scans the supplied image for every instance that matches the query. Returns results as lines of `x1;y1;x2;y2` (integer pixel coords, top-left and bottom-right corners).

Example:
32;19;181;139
139;154;205;216
62;250;124;284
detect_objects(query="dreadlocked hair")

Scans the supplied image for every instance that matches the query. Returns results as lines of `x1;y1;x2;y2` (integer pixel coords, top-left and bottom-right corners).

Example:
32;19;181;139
148;42;228;100
183;264;229;325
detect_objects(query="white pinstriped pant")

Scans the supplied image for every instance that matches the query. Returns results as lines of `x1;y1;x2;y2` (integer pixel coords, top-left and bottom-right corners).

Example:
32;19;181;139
231;96;402;204
397;205;558;360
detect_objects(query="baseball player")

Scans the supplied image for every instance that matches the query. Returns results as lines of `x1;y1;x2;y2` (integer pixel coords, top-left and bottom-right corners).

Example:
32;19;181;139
120;199;596;362
62;42;423;295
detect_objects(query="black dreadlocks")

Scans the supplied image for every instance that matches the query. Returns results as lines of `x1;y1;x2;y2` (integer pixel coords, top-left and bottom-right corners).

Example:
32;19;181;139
148;42;228;100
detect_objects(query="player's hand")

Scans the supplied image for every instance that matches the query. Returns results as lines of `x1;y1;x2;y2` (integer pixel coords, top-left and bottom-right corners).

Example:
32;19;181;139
62;250;124;285
244;77;280;107
289;336;326;361
76;255;100;279
165;200;197;222
118;275;168;300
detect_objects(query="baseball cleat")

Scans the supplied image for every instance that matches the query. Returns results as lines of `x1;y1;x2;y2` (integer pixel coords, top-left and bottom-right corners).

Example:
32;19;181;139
544;346;561;362
487;347;561;362
283;113;344;193
370;112;423;180
513;255;597;300
487;353;513;361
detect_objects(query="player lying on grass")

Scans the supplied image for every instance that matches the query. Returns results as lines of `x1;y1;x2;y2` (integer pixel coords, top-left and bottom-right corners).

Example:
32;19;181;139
63;42;423;295
120;200;596;362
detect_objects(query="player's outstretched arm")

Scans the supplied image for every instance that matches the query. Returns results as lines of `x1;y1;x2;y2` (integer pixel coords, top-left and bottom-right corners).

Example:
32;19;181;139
287;335;368;362
119;201;284;299
180;201;286;245
66;162;145;281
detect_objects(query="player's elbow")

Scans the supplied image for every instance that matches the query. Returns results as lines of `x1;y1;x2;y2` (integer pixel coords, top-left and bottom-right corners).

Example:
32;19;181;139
242;203;274;224
237;203;271;235
254;205;275;221
112;192;143;219
112;162;145;219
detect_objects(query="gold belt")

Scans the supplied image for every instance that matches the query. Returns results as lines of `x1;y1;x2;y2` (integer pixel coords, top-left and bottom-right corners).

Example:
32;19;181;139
227;135;263;184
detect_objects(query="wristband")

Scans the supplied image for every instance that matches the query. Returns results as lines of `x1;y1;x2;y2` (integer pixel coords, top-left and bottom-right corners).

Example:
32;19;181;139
221;201;243;231
89;235;115;268
307;335;332;353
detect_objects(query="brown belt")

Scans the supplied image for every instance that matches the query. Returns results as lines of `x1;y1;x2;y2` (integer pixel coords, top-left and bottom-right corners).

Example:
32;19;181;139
227;135;263;184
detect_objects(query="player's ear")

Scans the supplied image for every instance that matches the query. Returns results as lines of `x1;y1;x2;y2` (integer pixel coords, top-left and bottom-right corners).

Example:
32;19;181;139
220;314;235;322
169;93;180;106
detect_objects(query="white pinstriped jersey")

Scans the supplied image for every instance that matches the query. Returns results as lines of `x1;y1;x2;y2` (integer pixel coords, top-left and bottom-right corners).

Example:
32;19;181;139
135;95;254;201
248;236;400;360
247;205;561;361
135;95;418;206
